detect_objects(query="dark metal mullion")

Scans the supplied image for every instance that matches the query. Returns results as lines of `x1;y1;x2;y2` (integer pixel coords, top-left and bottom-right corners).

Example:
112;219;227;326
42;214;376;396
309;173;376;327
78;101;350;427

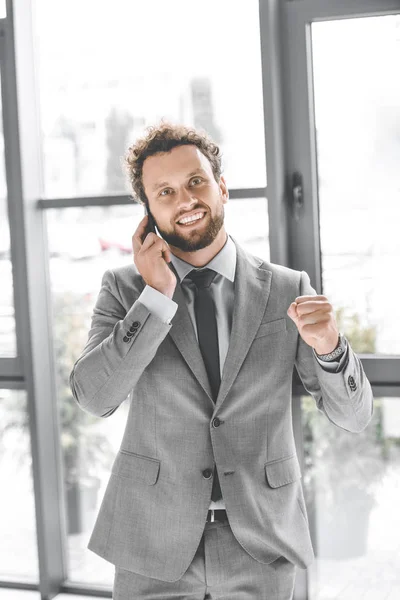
0;581;39;592
287;0;400;22
4;1;67;597
59;584;111;598
0;357;22;378
360;357;400;386
0;377;24;389
259;0;291;267
282;1;322;291
36;187;267;209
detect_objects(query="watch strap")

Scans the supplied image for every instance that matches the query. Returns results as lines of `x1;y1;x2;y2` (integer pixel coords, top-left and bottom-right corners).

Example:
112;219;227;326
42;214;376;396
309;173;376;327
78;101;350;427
315;334;346;362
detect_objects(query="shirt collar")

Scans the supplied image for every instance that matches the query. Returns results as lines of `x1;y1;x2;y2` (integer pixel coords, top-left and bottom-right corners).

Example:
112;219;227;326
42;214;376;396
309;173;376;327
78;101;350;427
169;233;236;283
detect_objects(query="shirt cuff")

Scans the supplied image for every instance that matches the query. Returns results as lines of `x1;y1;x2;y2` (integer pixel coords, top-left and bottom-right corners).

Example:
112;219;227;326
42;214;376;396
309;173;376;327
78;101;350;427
137;285;178;325
313;336;349;373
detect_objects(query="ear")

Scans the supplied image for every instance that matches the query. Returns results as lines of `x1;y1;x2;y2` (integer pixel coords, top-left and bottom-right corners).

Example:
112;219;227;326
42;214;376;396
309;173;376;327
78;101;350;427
219;175;229;204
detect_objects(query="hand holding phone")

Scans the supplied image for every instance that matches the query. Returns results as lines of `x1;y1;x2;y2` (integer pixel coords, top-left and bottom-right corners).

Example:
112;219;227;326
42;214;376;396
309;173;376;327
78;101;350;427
132;207;176;299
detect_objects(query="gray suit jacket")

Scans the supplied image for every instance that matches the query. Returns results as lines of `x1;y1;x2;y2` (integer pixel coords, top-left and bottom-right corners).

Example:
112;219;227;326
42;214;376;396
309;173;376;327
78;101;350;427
69;237;373;582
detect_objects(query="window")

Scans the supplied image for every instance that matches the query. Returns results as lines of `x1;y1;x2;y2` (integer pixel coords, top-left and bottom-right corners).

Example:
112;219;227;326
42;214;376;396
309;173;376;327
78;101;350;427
0;74;16;357
0;389;39;581
312;16;400;354
34;0;266;198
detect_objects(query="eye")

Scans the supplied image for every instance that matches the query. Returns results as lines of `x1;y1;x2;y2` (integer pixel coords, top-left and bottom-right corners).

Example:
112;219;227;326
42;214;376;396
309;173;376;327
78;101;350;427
158;177;202;197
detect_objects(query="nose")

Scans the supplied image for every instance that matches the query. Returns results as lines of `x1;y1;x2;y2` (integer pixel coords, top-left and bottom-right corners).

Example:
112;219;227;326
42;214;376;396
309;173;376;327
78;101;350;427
175;186;199;213
176;185;196;204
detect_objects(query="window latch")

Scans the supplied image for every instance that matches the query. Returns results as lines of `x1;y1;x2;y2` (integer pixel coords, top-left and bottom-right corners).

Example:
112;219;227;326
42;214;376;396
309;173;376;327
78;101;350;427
291;171;304;221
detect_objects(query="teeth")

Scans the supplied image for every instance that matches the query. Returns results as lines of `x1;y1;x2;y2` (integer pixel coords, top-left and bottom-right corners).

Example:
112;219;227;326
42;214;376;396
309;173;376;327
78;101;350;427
178;212;204;225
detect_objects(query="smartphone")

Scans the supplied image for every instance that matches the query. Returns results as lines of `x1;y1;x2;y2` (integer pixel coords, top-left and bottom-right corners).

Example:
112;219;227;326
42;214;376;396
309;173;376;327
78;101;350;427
144;202;174;269
144;203;157;237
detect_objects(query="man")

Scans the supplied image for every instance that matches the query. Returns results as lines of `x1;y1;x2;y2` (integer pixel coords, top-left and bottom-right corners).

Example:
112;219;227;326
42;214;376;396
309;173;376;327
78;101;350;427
70;122;373;599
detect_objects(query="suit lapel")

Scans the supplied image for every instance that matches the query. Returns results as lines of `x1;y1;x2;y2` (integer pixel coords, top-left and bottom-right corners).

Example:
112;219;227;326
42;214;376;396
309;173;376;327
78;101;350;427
168;238;272;411
215;240;272;410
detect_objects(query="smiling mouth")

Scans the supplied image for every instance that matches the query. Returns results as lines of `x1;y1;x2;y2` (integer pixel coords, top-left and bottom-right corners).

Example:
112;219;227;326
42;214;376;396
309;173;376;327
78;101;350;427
176;212;207;227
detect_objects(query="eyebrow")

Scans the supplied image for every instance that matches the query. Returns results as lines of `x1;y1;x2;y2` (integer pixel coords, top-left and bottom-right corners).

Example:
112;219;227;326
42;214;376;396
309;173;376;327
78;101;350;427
151;169;208;192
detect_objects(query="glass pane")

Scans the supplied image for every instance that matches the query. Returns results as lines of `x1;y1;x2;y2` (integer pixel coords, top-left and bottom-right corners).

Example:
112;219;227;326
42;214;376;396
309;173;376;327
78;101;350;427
48;207;131;586
302;395;400;600
47;197;268;585
224;197;269;261
34;0;266;198
312;15;400;354
0;73;17;357
0;390;39;581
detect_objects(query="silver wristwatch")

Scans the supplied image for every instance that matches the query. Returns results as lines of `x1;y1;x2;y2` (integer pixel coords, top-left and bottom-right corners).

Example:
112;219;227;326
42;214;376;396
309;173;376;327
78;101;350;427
315;333;346;362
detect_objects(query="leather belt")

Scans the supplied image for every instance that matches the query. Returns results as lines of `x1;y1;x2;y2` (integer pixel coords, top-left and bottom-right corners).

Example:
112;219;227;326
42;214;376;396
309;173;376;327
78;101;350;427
206;509;228;523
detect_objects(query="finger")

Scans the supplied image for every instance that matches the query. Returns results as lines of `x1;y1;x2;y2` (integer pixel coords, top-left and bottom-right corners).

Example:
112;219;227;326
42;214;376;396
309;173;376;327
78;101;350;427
160;237;172;262
300;318;332;337
295;295;328;304
135;214;150;237
296;300;331;316
132;215;149;253
162;243;171;263
298;309;332;326
140;232;161;252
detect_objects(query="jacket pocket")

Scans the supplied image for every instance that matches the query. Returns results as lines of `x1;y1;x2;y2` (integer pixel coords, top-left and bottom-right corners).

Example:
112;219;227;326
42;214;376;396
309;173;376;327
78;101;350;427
112;449;160;485
265;454;302;488
254;318;287;339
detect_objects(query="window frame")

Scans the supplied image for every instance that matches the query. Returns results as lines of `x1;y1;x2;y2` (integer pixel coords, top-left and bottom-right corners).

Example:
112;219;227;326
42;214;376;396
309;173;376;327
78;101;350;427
2;0;399;598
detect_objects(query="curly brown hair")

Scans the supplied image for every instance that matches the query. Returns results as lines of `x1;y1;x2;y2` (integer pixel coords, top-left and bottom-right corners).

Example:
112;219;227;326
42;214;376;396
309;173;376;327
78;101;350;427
124;120;223;206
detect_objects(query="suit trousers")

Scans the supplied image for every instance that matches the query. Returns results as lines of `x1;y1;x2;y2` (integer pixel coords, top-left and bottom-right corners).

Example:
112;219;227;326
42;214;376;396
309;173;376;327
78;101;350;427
113;516;297;600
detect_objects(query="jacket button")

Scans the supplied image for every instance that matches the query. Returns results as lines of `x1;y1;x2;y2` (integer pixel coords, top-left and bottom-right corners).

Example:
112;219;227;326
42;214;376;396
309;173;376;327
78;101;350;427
213;417;221;428
129;325;137;332
348;375;357;390
202;468;213;479
132;321;140;328
123;336;130;342
126;331;133;337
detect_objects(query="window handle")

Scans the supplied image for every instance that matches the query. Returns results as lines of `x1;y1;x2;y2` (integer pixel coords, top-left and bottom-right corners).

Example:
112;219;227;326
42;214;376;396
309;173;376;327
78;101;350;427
291;171;304;221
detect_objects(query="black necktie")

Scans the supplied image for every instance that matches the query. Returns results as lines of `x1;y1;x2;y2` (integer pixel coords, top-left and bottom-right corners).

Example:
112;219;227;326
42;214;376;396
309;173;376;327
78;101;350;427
186;268;222;501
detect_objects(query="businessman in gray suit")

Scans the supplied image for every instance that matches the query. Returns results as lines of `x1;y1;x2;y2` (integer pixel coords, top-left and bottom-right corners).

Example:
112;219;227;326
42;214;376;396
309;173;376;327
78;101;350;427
70;122;373;599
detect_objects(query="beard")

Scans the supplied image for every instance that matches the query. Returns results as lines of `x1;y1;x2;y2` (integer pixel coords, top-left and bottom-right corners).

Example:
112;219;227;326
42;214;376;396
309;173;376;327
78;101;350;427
155;203;225;252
